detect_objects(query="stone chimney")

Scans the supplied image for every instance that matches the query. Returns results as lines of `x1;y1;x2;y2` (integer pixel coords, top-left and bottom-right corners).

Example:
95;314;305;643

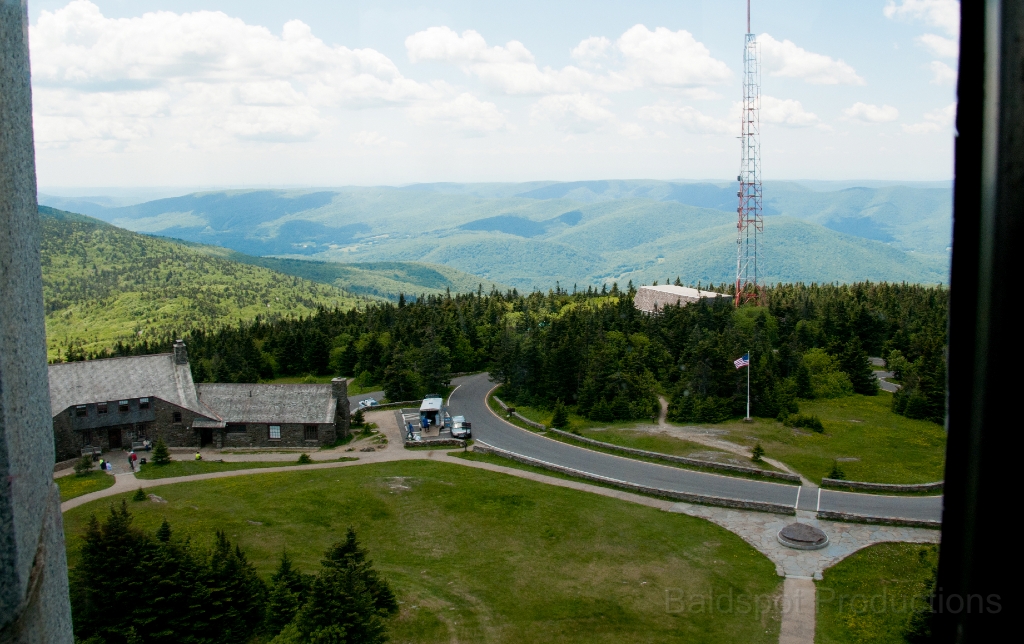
331;377;350;437
173;339;188;365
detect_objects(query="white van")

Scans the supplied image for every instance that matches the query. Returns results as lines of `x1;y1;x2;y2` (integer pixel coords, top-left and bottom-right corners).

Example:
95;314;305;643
419;396;444;427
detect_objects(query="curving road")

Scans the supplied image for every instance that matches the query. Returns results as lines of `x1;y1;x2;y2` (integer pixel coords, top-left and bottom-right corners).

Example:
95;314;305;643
448;373;943;523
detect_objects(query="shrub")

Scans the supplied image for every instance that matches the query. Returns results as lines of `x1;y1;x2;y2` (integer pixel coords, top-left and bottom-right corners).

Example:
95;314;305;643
550;400;569;429
132;488;146;502
74;456;94;476
151;438;171;466
751;443;765;462
351;408;365;427
297;453;313;464
802;348;854;399
828;459;846;480
783;413;824;432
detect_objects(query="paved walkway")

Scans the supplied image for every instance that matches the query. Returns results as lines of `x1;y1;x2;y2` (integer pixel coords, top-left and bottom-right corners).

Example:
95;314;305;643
59;386;940;644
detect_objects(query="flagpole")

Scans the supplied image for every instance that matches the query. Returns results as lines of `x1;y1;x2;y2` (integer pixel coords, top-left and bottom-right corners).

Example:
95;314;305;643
746;349;751;420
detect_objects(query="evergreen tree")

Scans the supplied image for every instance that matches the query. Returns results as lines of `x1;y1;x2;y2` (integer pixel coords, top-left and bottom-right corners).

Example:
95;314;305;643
265;550;309;637
152;437;171;465
841;337;879;395
550;400;569;429
206;531;267;644
322;528;398;616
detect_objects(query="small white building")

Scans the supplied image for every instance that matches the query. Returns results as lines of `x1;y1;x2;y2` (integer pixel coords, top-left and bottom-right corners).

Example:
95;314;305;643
633;284;727;314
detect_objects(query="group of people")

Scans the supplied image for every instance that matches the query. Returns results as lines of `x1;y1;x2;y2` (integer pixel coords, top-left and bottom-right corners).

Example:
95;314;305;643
96;449;140;474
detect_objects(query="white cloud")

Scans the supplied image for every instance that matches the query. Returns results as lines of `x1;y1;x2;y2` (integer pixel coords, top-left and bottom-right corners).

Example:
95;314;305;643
616;25;732;88
758;34;864;85
884;0;960;37
903;102;956;133
405;24;730;94
929;60;958;85
637;102;732;134
842;102;900;123
917;33;959;58
571;36;611;66
408;93;506;134
406;26;598;95
530;94;616;132
760;96;821;127
30;1;441;150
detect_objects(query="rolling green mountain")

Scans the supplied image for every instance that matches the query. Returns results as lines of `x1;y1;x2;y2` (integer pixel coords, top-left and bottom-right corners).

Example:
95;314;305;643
40;180;952;291
39;206;365;359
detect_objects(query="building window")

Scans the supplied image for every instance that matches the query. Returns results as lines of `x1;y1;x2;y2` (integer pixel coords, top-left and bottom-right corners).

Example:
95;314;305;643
139;397;150;410
97;402;108;414
118;400;130;412
172;411;182;423
269;425;281;440
83;430;92;445
304;425;318;440
75;405;87;417
227;423;247;433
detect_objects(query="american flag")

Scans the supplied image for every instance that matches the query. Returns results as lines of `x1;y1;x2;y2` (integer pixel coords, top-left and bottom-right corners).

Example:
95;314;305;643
734;353;749;369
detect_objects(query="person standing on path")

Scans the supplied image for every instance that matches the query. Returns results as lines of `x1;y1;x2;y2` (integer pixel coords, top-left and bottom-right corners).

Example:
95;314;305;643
129;450;137;472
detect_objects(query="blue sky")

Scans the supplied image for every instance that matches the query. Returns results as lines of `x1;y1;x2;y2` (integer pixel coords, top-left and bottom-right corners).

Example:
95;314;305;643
29;1;958;188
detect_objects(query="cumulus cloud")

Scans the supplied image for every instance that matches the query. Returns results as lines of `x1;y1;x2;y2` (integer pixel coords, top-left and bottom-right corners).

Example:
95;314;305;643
530;94;616;132
758;34;864;85
842;102;900;123
884;0;960;37
571;36;611;66
917;33;959;58
929;60;957;85
903;102;956;133
616;25;732;88
760;96;821;127
405;24;730;94
408;93;507;134
30;1;444;149
637;102;732;135
406;26;599;95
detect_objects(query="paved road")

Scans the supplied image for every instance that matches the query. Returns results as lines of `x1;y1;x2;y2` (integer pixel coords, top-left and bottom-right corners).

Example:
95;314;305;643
348;390;384;410
449;373;942;522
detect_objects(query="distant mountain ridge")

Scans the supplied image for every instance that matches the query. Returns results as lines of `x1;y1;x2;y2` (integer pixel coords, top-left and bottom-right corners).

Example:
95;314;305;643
38;179;951;290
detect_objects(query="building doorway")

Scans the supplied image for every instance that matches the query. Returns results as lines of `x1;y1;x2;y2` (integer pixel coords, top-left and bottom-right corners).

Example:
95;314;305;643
200;428;213;447
108;427;122;449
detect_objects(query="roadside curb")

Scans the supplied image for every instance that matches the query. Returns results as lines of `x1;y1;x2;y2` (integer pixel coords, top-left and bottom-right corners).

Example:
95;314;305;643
815;509;941;529
472;441;797;516
820;478;943;494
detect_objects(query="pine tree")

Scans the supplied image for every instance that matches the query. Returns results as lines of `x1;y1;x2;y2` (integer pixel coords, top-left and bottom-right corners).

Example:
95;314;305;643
152;437;171;465
156;519;172;542
751;443;765;462
322;528;398;616
265;550;308;637
841;337;879;396
550;400;569;429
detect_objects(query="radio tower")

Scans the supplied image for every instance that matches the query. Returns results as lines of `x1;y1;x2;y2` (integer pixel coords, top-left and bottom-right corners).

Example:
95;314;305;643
735;0;763;307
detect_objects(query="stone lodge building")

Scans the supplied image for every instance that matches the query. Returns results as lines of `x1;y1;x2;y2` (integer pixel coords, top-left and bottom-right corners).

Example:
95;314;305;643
48;340;349;461
632;284;727;314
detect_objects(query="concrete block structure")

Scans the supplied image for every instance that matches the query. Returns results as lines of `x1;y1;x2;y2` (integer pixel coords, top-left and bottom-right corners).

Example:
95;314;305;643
632;284;727;314
48;340;350;460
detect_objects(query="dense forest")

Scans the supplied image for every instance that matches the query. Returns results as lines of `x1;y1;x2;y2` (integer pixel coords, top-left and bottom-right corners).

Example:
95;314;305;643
67;281;948;424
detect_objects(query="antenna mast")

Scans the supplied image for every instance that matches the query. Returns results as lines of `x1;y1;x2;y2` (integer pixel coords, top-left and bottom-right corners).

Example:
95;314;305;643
736;0;763;307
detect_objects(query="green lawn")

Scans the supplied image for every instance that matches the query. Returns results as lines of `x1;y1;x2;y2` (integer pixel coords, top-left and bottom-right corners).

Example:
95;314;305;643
64;461;784;643
816;542;937;644
134;457;356;480
56;470;116;501
494;391;659;433
670;393;946;484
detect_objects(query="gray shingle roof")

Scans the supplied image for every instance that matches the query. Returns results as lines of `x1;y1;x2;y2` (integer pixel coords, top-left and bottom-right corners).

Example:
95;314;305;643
195;384;336;424
47;353;214;418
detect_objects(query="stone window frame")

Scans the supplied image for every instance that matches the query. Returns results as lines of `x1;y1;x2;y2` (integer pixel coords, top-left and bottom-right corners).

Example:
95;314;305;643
304;425;318;441
97;402;108;414
226;423;247;434
269;425;281;440
75;405;87;417
172;411;182;424
139;397;150;410
118;400;130;412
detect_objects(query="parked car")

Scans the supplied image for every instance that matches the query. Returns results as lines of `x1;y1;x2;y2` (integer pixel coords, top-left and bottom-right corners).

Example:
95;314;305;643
451;415;472;439
358;398;379;409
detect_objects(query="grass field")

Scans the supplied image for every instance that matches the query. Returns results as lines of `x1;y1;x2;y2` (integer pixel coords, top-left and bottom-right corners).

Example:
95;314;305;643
816;542;938;643
56;470;116;501
134;457;356;480
63;461;783;643
687;393;946;484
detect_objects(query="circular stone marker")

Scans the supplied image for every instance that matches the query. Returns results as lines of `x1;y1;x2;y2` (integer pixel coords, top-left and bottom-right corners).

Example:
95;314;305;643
777;523;829;550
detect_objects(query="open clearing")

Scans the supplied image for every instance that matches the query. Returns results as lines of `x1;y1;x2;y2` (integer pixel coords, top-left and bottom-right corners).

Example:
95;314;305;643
815;542;938;643
133;457;358;480
56;470;116;501
63;460;783;643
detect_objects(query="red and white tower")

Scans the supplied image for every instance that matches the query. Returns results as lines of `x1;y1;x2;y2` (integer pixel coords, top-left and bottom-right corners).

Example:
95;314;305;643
735;0;764;307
